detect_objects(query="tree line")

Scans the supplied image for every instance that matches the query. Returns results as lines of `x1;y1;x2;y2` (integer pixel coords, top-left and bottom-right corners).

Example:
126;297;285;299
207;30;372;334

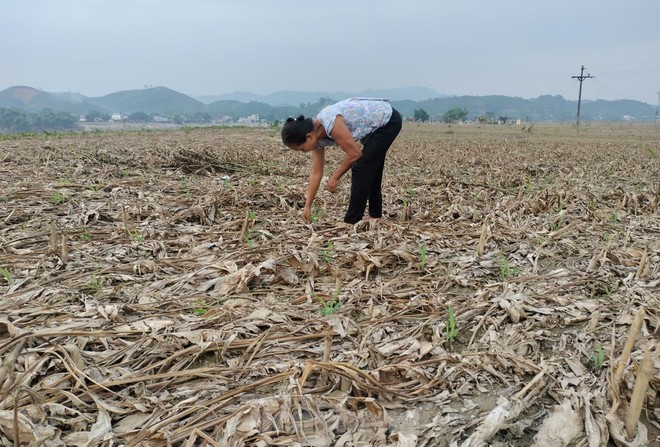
0;108;78;133
414;107;469;123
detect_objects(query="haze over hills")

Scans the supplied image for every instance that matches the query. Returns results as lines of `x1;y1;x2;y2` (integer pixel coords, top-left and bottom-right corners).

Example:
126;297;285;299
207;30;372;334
195;86;447;106
0;85;657;123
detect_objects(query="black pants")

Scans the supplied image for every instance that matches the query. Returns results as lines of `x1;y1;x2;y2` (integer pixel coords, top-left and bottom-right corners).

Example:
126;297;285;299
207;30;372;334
344;109;402;224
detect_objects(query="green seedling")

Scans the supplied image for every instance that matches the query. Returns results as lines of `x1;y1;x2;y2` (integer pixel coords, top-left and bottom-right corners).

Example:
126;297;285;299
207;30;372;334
222;177;235;191
317;291;341;316
601;283;618;296
52;191;67;205
243;228;256;248
319;241;335;263
446;306;458;342
551;219;565;232
309;208;323;223
86;276;104;294
419;244;427;270
192;300;209;315
591;343;605;370
497;256;520;281
77;230;92;242
126;229;144;242
0;267;13;286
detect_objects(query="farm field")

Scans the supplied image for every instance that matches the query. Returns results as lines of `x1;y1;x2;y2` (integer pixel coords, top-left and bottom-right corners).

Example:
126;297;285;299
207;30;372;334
0;122;658;446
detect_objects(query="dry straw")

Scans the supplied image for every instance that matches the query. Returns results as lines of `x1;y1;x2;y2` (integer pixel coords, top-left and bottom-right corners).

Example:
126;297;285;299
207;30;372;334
0;123;658;445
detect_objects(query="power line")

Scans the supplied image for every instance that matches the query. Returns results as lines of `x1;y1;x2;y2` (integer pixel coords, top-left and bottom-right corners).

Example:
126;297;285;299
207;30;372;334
571;65;593;128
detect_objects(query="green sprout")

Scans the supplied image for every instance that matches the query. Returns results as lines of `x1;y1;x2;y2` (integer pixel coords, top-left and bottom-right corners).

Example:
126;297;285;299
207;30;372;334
192;299;209;315
446;306;458;342
319;241;335;263
85;276;104;294
222;177;235;191
591;343;605;370
126;229;144;242
419;244;427;270
497;256;520;281
309;208;323;223
0;267;13;286
317;291;341;316
243;228;256;248
52;191;67;205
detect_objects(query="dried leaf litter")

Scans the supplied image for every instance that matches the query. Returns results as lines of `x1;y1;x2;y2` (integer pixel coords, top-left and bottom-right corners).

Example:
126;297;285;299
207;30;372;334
0;124;658;446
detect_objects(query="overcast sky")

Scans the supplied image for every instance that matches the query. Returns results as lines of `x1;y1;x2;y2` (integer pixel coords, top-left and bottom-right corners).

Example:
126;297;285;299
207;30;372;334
3;0;659;104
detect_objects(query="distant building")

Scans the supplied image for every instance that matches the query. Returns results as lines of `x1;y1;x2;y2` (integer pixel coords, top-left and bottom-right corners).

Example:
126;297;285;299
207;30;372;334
153;115;170;123
237;114;259;124
111;113;123;121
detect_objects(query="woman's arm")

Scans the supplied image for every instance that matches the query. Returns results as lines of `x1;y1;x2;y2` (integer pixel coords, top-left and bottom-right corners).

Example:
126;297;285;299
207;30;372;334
326;115;362;193
302;147;325;223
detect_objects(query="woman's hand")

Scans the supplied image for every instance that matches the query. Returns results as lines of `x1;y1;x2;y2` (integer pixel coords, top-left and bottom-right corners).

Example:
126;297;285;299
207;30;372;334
301;205;312;223
326;176;338;193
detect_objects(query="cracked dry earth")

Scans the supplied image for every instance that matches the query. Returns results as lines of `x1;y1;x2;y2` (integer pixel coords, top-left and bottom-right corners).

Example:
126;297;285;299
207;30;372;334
0;122;658;446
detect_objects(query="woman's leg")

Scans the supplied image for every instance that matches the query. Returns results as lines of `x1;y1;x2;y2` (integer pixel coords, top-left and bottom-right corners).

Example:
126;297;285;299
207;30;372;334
344;110;402;224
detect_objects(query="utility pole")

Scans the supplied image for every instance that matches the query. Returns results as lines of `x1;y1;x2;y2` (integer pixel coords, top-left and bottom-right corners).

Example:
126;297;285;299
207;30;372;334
572;65;594;128
656;91;659;124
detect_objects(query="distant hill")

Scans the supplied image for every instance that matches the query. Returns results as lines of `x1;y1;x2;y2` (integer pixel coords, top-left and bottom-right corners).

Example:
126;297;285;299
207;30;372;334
0;86;102;114
0;85;656;122
90;86;206;114
391;95;656;122
196;86;445;106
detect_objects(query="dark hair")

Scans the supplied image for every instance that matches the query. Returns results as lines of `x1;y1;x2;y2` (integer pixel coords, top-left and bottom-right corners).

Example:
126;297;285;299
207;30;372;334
281;115;313;146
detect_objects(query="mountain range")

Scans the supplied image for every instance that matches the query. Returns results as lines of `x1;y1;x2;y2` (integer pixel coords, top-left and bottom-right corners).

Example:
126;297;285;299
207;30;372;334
0;85;656;122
